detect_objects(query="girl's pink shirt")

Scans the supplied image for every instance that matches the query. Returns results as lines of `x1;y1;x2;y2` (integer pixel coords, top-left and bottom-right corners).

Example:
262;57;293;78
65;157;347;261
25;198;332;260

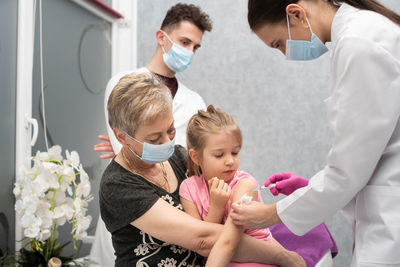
179;170;272;241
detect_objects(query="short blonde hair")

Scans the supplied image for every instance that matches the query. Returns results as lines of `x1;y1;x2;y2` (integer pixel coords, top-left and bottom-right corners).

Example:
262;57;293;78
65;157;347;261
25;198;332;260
107;72;172;136
186;105;243;176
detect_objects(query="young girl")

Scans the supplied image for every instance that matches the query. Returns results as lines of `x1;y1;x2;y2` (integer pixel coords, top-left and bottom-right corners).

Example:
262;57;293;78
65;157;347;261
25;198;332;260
179;105;276;267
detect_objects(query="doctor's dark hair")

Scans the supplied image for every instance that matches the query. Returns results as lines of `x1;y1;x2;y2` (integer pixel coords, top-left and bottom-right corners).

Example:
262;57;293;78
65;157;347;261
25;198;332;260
161;3;213;33
248;0;400;30
107;72;172;137
186;105;242;177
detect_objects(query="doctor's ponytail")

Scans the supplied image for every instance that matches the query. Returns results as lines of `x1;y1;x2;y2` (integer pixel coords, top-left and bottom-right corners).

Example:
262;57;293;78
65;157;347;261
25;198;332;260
333;0;400;25
248;0;400;31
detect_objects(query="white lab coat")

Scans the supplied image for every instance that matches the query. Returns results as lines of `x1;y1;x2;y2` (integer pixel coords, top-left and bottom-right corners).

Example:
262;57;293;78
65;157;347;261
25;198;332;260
90;67;206;266
277;4;400;266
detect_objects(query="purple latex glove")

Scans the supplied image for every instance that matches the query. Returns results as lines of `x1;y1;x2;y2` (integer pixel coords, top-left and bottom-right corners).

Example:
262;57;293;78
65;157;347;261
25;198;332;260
265;172;309;196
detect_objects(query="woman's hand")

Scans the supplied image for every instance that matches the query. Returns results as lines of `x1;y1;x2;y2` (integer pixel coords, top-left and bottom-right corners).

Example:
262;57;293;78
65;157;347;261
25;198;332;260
230;201;281;229
265;172;309;196
208;177;231;208
93;135;115;159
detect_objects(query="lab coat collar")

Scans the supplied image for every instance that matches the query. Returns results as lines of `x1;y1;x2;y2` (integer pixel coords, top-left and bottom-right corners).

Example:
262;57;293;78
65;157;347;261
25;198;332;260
331;3;358;47
173;80;188;110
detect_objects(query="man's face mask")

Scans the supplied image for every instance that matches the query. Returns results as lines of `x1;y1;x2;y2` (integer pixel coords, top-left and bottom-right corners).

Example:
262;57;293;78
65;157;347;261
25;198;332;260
162;32;193;72
285;14;328;60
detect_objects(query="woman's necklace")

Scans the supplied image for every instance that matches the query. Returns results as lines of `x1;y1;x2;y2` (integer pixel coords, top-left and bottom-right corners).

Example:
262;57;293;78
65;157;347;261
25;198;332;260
121;147;170;192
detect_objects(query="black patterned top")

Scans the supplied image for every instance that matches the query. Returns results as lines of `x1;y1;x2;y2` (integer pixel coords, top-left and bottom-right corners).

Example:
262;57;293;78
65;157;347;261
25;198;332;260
100;145;205;267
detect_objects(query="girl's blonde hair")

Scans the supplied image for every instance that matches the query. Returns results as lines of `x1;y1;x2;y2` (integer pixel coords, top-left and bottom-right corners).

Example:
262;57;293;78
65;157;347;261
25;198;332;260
186;105;243;176
107;72;172;136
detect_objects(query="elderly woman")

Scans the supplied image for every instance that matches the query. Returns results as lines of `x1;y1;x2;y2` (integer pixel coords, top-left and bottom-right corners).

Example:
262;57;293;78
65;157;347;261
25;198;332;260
99;72;304;266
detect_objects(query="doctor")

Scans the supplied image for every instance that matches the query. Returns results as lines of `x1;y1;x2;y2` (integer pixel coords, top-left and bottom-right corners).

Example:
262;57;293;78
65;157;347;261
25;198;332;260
230;0;400;266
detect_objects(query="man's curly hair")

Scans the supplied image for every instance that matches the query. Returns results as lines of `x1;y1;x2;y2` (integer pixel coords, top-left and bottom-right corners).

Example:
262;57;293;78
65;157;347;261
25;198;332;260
161;3;212;33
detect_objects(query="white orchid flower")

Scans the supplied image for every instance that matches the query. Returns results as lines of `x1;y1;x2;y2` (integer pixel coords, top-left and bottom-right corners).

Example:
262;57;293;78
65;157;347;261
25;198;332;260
48;145;63;162
53;190;67;206
40;211;54;229
59;176;72;193
73;198;90;218
15;196;39;216
38;229;51;241
64;205;75;221
62;165;75;178
21;180;43;198
13;182;22;197
38;151;50;161
53;204;74;221
36;171;60;192
76;179;91;198
65;150;80;169
25;225;41;239
15;199;25;214
66;185;73;196
79;215;91;231
73;198;82;213
53;203;73;226
78;164;89;182
52;205;67;220
21;213;38;228
17;165;30;183
55;216;67;227
60;165;75;195
75;231;87;240
15;145;92;248
35;200;51;217
21;214;42;239
42;159;58;168
74;215;92;240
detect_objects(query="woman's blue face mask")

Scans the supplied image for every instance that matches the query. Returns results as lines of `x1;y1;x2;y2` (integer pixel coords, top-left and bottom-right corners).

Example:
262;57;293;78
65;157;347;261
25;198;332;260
125;132;175;164
285;14;328;60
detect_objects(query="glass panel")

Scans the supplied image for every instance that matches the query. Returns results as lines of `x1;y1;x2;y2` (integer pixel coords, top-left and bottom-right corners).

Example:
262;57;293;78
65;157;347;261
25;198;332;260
32;0;111;257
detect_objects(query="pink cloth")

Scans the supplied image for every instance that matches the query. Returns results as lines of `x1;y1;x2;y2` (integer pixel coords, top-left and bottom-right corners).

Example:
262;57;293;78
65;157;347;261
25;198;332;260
180;171;275;267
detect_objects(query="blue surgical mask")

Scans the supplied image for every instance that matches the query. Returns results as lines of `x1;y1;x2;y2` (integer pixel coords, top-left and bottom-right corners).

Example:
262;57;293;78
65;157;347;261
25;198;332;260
162;32;193;72
125;132;175;164
285;14;328;61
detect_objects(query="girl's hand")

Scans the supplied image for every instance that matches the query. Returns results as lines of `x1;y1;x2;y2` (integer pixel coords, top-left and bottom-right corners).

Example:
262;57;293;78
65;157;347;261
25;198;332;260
208;177;231;208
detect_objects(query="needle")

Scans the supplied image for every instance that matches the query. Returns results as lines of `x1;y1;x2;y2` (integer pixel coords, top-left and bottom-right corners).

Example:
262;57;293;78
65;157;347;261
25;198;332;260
252;183;275;191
